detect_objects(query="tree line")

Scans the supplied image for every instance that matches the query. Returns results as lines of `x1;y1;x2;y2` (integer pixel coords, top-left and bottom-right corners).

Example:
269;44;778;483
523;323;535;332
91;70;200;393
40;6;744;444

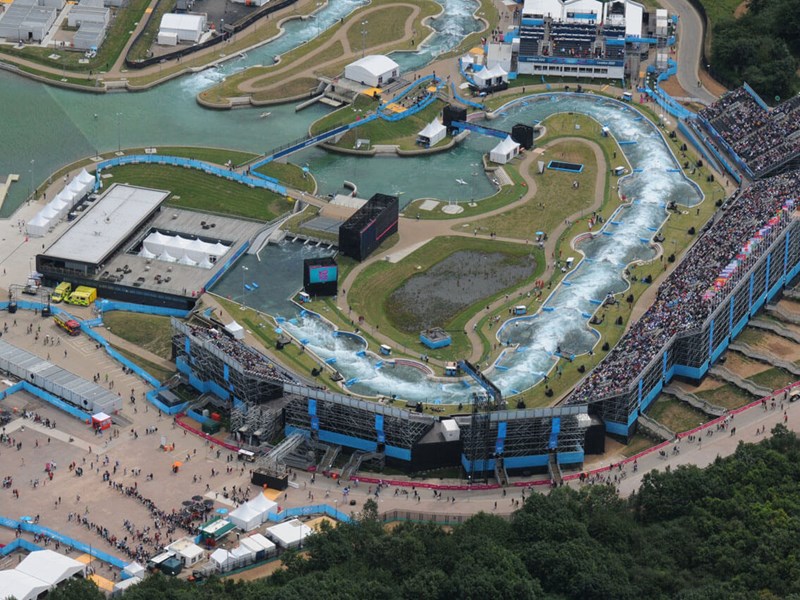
44;425;800;600
710;0;800;101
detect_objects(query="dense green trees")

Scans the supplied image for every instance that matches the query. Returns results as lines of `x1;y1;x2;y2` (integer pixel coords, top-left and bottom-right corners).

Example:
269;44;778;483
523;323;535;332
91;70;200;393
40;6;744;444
45;427;800;600
710;0;800;100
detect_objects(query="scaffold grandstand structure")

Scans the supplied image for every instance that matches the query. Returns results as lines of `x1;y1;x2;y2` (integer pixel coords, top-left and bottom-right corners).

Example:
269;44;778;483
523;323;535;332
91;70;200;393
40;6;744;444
171;319;298;407
458;404;589;474
567;171;800;438
283;384;435;462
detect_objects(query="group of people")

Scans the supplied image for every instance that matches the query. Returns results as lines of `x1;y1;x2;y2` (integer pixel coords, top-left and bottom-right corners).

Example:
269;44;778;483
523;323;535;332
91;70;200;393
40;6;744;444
570;170;800;406
185;324;297;384
699;87;800;175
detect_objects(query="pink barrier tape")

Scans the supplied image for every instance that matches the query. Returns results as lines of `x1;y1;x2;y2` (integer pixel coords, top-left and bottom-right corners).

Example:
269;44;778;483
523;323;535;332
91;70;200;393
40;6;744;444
174;413;240;452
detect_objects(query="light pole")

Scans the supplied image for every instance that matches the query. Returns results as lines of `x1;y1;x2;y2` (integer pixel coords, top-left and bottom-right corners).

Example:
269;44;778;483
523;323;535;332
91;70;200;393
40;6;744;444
361;20;368;58
115;112;123;153
241;265;249;309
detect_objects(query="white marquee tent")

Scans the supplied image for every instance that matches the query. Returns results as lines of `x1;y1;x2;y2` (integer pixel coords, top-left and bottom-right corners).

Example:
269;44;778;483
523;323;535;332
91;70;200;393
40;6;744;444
15;549;86;586
228;503;262;532
266;519;313;549
489;135;520;164
473;64;508;89
247;492;278;520
141;231;230;267
0;570;51;600
344;55;399;87
26;212;51;237
417;118;447;147
210;548;233;571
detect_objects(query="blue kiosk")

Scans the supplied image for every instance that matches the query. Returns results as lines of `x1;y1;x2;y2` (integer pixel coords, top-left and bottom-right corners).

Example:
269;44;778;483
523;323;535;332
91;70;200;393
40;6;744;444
420;327;451;349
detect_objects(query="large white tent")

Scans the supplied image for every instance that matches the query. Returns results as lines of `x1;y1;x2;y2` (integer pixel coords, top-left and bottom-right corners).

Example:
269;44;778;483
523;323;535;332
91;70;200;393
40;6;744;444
344;55;399;87
489;135;520;164
229;503;262;532
141;231;229;267
247;492;278;521
0;570;51;600
417;118;447;148
159;13;206;43
16;549;86;586
266;519;313;549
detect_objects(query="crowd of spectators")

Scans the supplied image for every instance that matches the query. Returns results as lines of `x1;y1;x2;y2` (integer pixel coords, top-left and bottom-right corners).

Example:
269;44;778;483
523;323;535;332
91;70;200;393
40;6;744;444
569;170;800;405
698;87;800;175
186;324;297;384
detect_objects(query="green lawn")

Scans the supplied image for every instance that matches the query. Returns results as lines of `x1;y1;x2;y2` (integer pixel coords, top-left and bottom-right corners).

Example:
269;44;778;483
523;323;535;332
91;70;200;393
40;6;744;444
471;140;599;240
647;395;709;433
103;312;175;359
330;100;447;149
111;345;176;383
256;162;316;193
105;164;289;221
310;95;377;135
695;381;755;410
345;6;413;52
348;236;543;362
747;367;796;391
620;433;657;457
153;147;258;168
699;0;741;27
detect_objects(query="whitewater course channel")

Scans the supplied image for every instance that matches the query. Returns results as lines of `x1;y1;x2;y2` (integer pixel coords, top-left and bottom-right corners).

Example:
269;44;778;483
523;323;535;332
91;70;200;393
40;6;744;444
0;0;701;404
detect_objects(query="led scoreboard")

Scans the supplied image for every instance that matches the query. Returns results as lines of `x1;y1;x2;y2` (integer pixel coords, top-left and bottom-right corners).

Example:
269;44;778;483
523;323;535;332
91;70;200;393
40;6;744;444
303;256;338;297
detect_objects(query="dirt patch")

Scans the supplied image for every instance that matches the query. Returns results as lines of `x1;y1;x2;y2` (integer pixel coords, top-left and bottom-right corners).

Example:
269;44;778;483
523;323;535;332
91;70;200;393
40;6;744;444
734;0;749;18
699;68;729;98
749;331;800;362
660;76;689;99
675;378;723;393
724;351;769;378
386;250;536;333
777;298;800;316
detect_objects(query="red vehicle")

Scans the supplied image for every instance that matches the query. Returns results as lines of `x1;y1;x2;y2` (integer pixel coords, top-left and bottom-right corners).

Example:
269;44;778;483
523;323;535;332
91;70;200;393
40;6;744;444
53;315;80;336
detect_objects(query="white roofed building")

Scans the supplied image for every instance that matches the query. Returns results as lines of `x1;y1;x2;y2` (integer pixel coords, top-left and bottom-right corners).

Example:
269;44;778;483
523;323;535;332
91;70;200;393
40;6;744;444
416;118;447;148
0;570;50;600
159;12;206;43
344;55;399;87
266;519;313;549
15;549;86;586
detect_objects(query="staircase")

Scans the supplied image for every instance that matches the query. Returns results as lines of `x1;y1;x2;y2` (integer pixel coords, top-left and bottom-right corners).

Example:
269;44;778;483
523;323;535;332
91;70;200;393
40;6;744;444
494;457;509;487
547;453;563;486
341;451;384;480
709;365;771;397
318;444;341;473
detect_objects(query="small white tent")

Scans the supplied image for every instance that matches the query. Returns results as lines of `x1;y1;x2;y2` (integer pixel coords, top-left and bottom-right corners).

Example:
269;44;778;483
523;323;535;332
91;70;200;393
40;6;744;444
48;197;69;219
26;213;51;237
247;493;278;521
210;548;232;571
489;135;520;164
229;503;262;532
473;64;508;89
77;168;95;186
122;561;146;579
417;118;447;148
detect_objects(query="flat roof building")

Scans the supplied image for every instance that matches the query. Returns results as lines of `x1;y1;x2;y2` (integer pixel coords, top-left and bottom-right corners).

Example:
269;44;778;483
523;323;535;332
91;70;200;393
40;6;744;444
0;0;57;43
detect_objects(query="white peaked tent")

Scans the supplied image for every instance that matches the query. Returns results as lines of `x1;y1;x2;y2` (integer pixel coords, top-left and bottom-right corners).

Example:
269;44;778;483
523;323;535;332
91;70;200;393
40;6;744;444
139;246;157;259
473;64;508;89
77;168;95;186
178;254;198;266
229;503;262;532
48;197;69;219
26;213;51;237
122;561;146;579
159;250;177;263
56;189;77;212
199;257;214;269
40;205;59;220
247;493;278;521
490;135;520;164
67;177;89;197
417;118;447;147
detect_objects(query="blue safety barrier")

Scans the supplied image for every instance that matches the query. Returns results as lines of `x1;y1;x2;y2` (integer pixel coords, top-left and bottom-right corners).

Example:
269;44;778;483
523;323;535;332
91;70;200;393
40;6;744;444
96;299;190;318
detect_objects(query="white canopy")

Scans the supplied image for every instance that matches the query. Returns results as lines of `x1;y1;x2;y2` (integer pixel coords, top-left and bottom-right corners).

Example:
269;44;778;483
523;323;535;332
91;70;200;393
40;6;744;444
40;205;59;220
67;178;89;197
229;545;254;560
247;492;278;519
113;577;143;592
139;246;156;259
248;532;277;553
159;250;177;263
209;548;232;570
16;549;86;586
228;504;262;532
77;168;94;185
142;231;228;268
178;254;198;266
474;64;508;88
417;118;447;146
490;135;520;164
48;197;69;218
123;561;146;579
0;570;51;600
266;519;313;549
26;212;51;237
224;321;245;341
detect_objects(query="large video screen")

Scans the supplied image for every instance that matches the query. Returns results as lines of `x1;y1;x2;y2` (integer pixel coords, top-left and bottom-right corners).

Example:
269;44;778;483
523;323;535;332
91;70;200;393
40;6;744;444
308;265;337;284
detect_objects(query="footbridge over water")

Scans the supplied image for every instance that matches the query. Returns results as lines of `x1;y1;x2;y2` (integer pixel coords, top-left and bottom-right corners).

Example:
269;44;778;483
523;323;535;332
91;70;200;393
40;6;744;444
450;120;510;140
